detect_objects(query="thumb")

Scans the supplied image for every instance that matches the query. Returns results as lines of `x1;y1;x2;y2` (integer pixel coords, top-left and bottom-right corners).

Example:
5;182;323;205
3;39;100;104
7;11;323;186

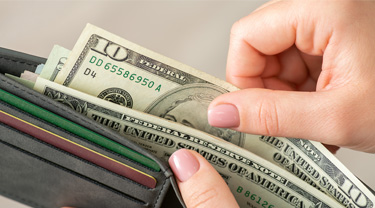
169;149;239;208
208;88;338;145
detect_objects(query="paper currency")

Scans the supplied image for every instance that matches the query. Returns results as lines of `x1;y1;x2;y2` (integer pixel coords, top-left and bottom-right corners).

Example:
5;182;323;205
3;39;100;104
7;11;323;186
20;70;38;82
40;45;70;81
5;73;35;89
52;24;375;207
34;77;342;208
54;24;241;144
10;45;69;90
35;63;45;74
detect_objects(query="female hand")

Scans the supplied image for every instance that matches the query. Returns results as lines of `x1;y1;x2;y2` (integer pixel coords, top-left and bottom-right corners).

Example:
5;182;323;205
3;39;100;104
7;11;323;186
208;0;375;153
169;149;239;208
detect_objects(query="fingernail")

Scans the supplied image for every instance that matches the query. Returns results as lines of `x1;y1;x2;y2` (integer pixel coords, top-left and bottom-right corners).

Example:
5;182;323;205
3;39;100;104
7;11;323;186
208;104;240;128
169;149;200;182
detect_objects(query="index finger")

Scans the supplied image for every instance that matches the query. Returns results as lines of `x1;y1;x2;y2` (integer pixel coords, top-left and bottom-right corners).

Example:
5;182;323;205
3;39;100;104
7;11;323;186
226;1;297;88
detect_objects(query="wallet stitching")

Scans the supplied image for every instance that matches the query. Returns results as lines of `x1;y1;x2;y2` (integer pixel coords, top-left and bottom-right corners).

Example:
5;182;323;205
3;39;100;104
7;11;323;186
0;56;38;67
0;137;147;206
0;189;46;208
153;176;169;208
0;121;153;191
1;76;177;204
0;100;153;176
1;77;161;173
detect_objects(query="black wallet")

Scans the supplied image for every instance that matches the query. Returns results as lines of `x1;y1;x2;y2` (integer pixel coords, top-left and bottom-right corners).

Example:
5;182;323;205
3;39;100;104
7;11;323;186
0;47;185;208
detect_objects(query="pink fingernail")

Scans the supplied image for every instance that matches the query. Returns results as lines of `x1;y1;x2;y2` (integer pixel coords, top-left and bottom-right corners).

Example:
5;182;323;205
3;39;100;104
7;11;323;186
169;149;200;182
208;104;240;128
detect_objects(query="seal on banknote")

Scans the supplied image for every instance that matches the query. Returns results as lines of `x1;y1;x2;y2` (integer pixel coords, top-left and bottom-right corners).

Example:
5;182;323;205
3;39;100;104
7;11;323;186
98;87;133;108
145;83;244;147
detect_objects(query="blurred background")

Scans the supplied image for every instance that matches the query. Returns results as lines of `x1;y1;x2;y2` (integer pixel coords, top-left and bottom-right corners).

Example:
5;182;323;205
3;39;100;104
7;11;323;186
1;1;374;207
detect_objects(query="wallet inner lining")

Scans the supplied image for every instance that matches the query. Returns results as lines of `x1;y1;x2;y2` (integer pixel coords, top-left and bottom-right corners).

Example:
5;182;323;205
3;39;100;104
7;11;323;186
0;138;147;206
0;88;160;172
0;118;157;197
0;99;164;198
0;48;180;207
0;110;157;189
0;98;157;180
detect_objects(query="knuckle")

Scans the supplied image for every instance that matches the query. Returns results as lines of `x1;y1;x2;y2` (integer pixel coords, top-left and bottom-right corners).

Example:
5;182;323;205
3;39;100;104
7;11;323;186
255;98;280;136
230;21;240;39
230;19;245;40
185;186;219;208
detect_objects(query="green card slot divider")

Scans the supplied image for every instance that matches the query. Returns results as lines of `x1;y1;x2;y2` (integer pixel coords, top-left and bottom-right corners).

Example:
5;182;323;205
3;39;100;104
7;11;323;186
0;89;160;171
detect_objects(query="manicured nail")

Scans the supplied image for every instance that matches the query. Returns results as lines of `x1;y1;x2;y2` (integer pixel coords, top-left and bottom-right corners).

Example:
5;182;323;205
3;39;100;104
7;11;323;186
169;149;200;182
208;104;240;128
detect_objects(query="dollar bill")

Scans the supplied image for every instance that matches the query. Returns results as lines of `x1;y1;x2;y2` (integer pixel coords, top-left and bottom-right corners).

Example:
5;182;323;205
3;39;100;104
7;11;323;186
20;70;38;82
5;73;35;89
40;45;70;81
53;24;375;207
34;77;342;208
35;63;45;74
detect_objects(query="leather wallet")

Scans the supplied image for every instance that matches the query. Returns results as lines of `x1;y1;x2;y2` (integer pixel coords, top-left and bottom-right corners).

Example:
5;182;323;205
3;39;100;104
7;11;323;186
0;47;185;208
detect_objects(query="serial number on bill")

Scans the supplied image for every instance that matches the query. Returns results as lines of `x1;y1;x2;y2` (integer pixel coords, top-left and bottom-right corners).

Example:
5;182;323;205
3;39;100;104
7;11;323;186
85;55;162;92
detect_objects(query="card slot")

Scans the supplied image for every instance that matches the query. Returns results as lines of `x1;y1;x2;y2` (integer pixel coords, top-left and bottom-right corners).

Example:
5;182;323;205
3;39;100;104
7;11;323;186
0;139;149;208
0;48;181;208
0;76;179;207
0;111;157;189
0;74;169;175
0;123;161;204
0;88;160;172
0;47;46;76
0;99;157;174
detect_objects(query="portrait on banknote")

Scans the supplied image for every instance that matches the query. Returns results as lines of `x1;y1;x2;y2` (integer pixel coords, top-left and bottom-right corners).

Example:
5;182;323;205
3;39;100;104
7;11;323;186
145;83;244;147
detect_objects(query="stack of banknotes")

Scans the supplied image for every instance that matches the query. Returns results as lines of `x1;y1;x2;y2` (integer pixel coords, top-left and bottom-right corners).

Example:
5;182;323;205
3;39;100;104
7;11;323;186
7;24;375;208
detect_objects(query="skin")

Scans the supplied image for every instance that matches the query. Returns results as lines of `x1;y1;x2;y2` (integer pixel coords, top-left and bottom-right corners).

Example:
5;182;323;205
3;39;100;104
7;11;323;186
66;1;375;208
170;150;239;208
173;1;375;208
210;0;375;153
163;100;208;130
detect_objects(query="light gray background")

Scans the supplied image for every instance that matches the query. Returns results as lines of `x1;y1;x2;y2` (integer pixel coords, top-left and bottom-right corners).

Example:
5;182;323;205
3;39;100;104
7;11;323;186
0;1;374;207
